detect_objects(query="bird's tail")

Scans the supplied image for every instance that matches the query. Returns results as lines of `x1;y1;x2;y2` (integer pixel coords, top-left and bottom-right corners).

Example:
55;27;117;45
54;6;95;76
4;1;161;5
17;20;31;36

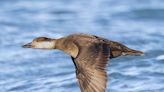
108;40;144;58
121;48;144;56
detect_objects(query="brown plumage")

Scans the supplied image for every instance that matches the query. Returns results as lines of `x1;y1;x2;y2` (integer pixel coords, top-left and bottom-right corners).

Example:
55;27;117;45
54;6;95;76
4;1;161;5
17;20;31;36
23;34;144;92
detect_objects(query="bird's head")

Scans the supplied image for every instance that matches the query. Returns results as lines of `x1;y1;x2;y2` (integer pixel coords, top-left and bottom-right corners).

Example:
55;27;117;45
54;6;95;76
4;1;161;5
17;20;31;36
22;37;56;49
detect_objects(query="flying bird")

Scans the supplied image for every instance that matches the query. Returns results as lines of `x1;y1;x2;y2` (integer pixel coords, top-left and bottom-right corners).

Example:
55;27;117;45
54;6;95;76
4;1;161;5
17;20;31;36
23;34;144;92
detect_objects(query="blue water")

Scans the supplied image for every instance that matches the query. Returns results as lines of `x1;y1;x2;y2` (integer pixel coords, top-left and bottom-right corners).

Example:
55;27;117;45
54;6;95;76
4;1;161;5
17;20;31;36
0;0;164;92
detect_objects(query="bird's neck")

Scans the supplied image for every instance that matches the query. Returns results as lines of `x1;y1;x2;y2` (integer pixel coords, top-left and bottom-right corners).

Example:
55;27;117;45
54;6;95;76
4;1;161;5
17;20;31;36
55;38;79;58
55;38;65;50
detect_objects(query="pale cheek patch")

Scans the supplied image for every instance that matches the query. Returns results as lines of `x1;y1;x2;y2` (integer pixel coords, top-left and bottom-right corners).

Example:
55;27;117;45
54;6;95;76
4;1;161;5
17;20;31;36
35;42;54;49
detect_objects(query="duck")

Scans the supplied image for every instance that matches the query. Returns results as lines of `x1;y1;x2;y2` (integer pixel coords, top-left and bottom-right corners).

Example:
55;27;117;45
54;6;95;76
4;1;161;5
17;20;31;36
23;33;144;92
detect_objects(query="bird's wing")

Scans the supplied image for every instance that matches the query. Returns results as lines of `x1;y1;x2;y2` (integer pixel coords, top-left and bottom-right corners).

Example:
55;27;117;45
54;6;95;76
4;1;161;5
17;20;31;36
71;42;110;92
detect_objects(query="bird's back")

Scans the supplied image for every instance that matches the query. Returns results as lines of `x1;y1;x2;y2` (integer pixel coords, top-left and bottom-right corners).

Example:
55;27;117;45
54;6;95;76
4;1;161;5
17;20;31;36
64;33;144;59
66;34;108;46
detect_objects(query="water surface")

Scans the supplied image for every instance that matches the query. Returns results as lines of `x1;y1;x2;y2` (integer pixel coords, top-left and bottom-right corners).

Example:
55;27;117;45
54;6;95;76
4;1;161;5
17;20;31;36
0;0;164;92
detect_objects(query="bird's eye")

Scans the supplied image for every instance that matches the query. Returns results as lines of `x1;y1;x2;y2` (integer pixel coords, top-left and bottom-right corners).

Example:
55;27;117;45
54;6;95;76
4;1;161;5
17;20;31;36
34;37;49;42
42;37;50;41
44;37;49;40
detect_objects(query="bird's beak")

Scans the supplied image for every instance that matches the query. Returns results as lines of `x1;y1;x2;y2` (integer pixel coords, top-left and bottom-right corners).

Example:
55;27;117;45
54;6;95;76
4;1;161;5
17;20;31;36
22;42;32;48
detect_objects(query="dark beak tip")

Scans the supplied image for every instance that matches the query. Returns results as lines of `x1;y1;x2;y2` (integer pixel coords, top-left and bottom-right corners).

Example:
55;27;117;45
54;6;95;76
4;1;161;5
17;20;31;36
22;45;25;48
22;43;32;48
22;45;27;48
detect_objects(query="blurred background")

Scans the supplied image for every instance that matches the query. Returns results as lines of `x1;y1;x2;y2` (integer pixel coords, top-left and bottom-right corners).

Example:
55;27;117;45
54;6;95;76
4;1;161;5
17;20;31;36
0;0;164;92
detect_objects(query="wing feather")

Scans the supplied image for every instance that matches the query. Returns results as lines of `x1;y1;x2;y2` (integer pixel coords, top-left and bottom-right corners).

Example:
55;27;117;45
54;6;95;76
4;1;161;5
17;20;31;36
72;42;110;92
